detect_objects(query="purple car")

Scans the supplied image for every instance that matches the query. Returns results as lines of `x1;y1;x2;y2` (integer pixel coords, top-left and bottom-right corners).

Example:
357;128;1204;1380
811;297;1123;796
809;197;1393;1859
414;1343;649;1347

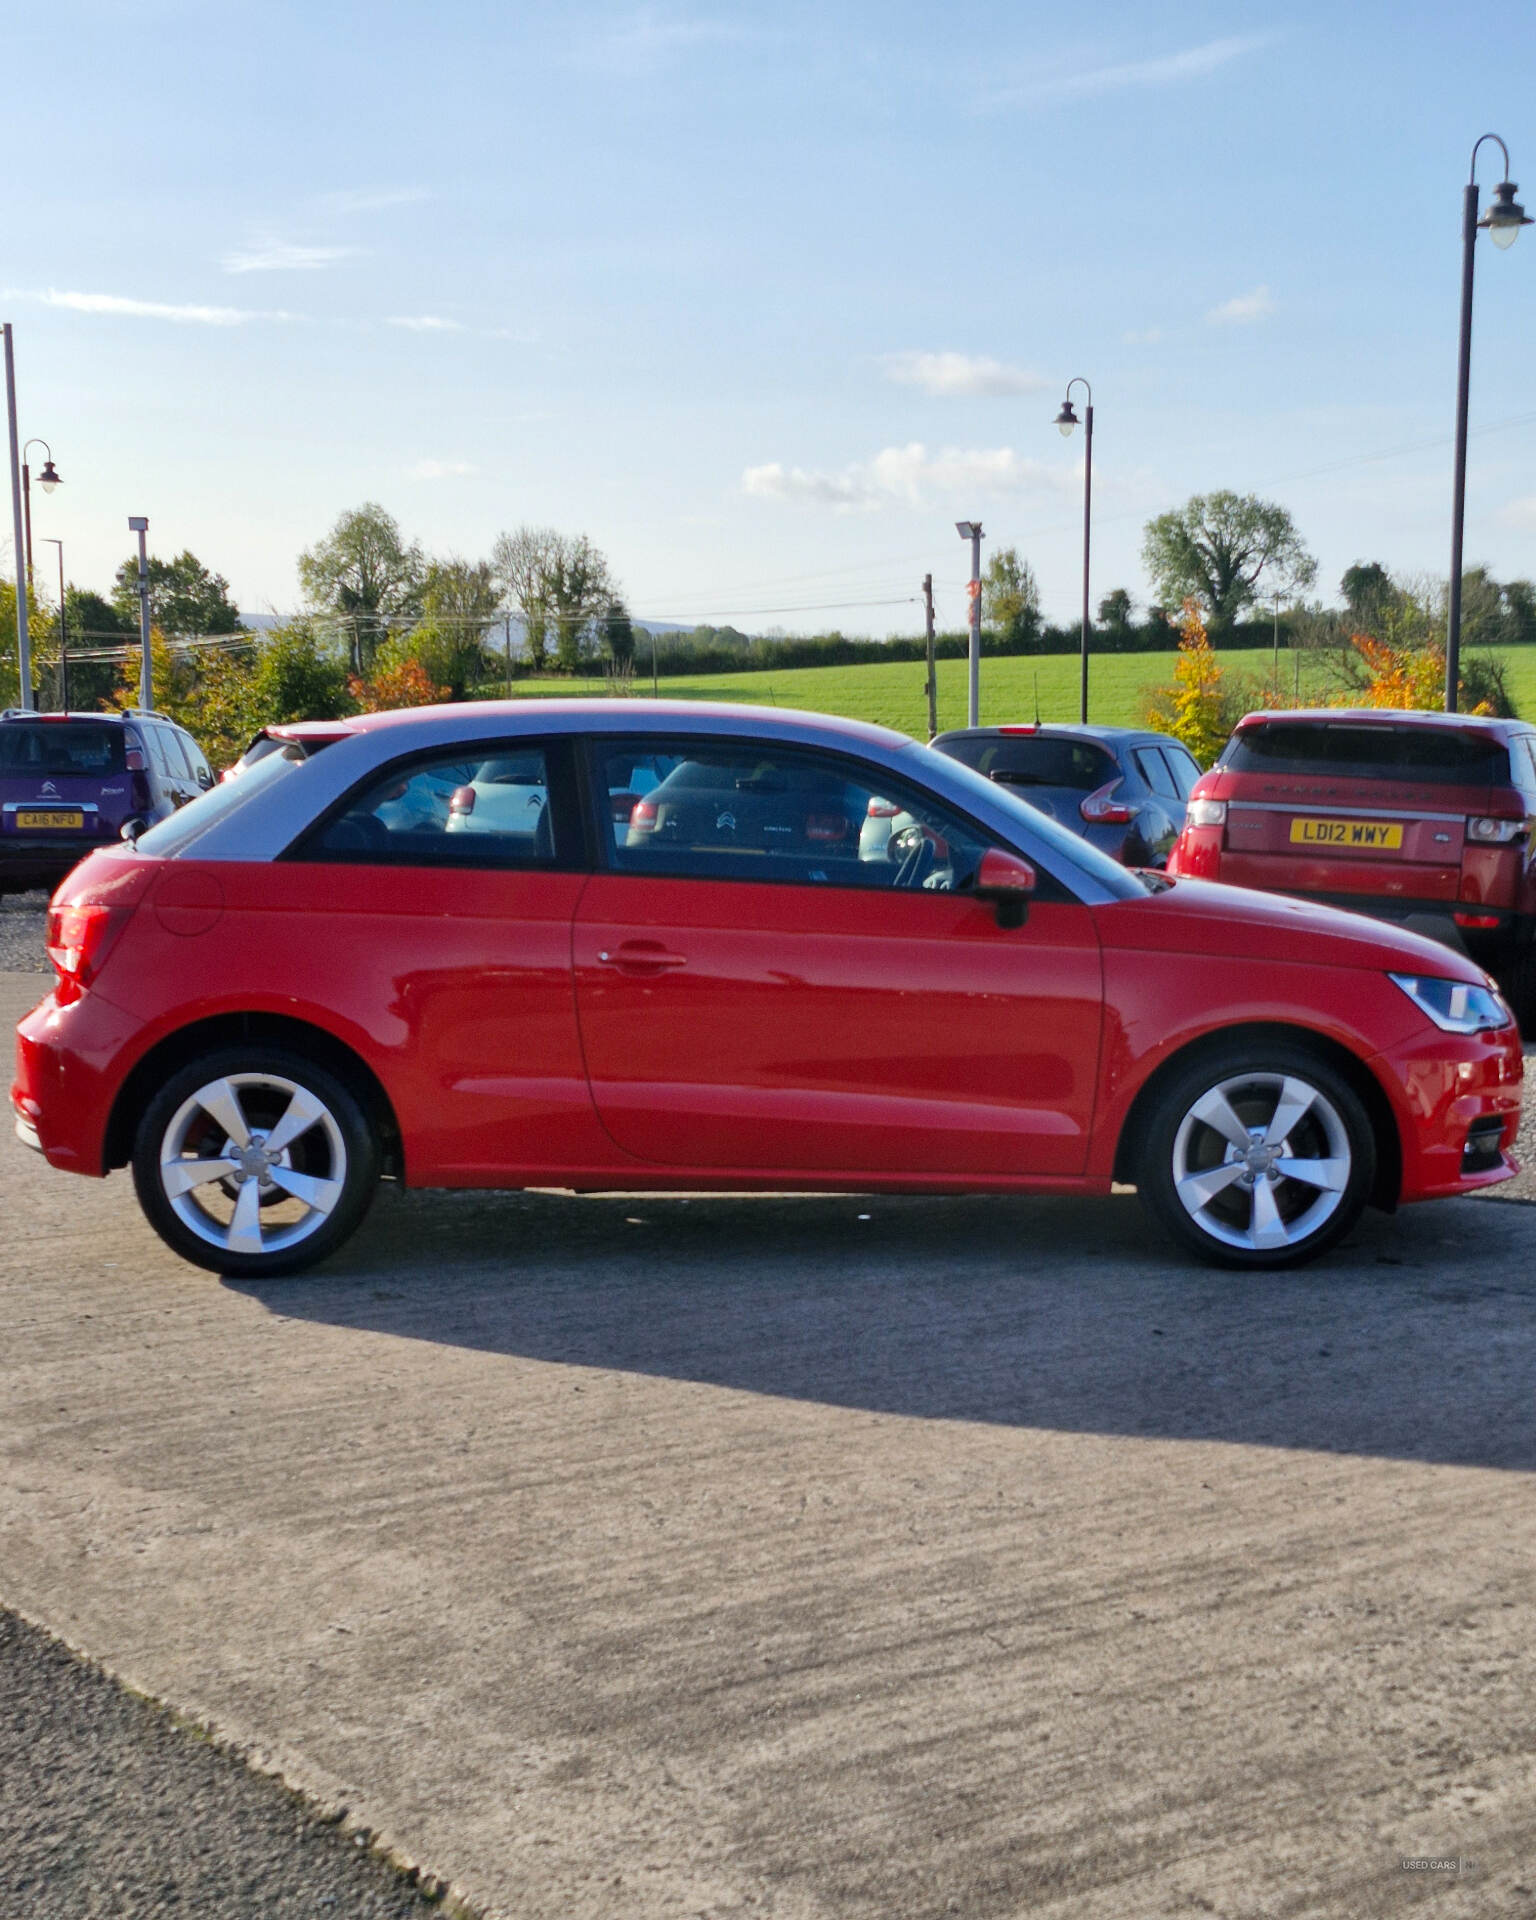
0;708;213;896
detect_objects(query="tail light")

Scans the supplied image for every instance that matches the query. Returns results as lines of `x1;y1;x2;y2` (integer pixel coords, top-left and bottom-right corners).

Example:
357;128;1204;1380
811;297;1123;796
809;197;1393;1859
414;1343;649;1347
449;785;476;816
45;903;116;1001
1080;779;1136;825
1467;815;1526;843
867;797;900;818
1185;798;1227;828
124;729;147;773
609;790;637;824
806;813;850;843
630;798;658;832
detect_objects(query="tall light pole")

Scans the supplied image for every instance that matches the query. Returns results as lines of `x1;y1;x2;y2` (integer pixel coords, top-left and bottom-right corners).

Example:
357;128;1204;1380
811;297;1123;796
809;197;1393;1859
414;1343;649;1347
40;536;66;710
1054;379;1094;725
4;326;33;710
1446;134;1530;712
128;516;152;710
21;437;61;592
956;520;983;726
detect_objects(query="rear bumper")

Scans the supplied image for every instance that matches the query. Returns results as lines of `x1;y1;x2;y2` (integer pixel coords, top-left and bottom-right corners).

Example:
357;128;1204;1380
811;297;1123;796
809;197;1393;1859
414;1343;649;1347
12;985;140;1176
1368;1020;1524;1201
0;833;116;886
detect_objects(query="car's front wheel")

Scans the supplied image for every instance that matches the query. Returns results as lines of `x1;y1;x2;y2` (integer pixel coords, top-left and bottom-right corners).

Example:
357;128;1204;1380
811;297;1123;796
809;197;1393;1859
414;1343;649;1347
132;1046;380;1278
1137;1044;1376;1269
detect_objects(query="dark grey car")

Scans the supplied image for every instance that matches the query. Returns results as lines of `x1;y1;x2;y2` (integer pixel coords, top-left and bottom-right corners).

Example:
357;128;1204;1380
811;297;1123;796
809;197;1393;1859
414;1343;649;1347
931;724;1201;868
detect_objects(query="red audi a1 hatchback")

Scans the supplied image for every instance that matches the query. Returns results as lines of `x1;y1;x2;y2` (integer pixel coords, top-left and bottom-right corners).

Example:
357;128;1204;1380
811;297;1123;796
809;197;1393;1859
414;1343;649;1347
12;701;1523;1277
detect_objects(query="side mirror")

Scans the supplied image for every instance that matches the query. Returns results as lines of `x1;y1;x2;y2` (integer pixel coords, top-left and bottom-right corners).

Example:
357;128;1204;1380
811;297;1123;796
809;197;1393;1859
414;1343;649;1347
197;765;215;790
975;847;1036;928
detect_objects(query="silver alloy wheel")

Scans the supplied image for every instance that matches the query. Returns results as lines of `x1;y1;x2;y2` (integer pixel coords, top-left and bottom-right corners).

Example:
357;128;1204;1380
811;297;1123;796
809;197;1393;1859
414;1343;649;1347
1170;1070;1352;1254
157;1071;348;1260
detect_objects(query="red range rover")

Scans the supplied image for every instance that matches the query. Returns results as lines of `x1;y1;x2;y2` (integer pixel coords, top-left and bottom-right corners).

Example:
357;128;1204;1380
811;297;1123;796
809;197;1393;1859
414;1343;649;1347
1168;710;1536;1026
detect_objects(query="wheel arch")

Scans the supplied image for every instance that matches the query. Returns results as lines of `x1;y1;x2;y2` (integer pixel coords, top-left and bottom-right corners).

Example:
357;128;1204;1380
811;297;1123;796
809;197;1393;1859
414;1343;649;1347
104;1013;403;1178
1111;1021;1402;1212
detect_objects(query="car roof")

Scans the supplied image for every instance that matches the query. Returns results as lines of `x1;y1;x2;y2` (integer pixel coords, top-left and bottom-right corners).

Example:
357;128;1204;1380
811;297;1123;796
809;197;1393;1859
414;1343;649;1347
1234;708;1533;739
336;697;915;752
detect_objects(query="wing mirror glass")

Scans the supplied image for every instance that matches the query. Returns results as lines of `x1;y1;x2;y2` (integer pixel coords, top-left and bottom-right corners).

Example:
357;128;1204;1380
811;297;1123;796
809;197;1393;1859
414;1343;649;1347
975;847;1036;928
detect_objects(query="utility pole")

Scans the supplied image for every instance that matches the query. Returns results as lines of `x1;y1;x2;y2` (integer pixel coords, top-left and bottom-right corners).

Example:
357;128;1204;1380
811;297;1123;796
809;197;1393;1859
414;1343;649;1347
4;326;33;709
922;573;937;739
41;537;66;709
128;517;152;709
956;521;983;727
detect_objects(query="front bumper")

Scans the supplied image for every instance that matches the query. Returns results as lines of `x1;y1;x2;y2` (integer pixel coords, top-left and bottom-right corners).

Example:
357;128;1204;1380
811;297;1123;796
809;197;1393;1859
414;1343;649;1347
1369;1017;1524;1201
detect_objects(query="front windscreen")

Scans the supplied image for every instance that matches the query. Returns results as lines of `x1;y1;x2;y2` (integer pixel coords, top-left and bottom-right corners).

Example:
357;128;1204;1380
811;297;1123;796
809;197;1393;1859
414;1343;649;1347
134;742;302;856
913;745;1144;898
1222;723;1508;786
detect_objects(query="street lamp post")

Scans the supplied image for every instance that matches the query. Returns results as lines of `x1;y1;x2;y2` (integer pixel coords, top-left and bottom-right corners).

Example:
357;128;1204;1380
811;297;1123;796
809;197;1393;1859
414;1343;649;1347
1446;134;1530;712
1054;380;1094;725
21;437;61;592
128;517;152;710
40;537;66;710
3;325;33;710
956;520;983;726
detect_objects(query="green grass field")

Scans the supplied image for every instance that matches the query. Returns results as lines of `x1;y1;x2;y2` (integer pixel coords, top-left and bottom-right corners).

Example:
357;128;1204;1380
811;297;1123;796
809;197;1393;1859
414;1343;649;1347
502;645;1536;742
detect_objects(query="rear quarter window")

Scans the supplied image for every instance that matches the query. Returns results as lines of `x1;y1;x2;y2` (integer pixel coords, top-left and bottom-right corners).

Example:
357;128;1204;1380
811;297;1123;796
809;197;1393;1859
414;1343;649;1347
1221;723;1510;786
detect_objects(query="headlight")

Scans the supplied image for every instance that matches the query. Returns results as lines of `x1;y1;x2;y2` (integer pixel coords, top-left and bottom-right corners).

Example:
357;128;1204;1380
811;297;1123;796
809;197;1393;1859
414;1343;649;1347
1389;972;1512;1034
1186;798;1226;827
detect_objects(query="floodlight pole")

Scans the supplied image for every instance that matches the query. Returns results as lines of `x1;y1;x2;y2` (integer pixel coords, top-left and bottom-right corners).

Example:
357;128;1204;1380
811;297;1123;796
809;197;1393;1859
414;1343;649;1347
957;520;983;726
1446;133;1530;711
4;326;32;709
129;516;152;709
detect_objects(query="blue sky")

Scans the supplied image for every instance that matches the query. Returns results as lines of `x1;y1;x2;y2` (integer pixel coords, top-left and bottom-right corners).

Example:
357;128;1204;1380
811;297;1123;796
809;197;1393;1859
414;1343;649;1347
9;0;1536;635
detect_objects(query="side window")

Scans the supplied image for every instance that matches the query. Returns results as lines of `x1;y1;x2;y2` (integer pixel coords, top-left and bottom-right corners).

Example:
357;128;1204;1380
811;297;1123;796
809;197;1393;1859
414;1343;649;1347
1133;747;1180;800
1161;745;1202;798
594;739;993;892
1513;738;1536;805
164;729;197;781
176;730;209;782
147;726;175;776
303;746;558;866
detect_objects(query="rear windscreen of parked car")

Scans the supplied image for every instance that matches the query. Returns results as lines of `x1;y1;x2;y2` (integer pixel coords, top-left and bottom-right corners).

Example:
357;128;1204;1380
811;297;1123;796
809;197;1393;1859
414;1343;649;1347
0;721;126;775
1222;723;1509;786
941;737;1116;790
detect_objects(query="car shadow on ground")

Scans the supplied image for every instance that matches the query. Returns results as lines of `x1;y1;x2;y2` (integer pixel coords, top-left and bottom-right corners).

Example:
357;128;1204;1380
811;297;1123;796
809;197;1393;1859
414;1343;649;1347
226;1186;1536;1471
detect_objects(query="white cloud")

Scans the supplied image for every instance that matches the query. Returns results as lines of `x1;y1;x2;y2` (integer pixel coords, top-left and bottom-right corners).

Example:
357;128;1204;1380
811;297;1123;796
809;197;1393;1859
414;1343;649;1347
743;442;1066;513
592;9;756;69
412;459;478;479
39;289;279;325
1207;285;1275;325
882;351;1047;397
990;34;1270;107
318;186;430;215
1501;495;1536;528
222;240;360;274
387;314;466;333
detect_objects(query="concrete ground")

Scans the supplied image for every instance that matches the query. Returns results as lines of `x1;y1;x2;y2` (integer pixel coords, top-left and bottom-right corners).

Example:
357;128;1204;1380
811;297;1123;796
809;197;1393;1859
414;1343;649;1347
3;964;1536;1919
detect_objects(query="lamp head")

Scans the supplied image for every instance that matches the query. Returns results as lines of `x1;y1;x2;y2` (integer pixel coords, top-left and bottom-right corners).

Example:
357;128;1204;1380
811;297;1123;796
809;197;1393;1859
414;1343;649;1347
1481;179;1533;250
127;516;149;533
955;521;977;541
1055;399;1079;438
36;459;61;494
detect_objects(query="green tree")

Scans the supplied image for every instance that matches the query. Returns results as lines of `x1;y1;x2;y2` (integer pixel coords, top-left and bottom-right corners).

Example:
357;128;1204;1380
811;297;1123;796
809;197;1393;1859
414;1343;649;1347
111;550;241;636
1340;561;1400;634
395;557;500;697
1096;588;1134;633
981;546;1040;646
602;597;636;667
1142;492;1317;635
298;503;425;672
252;621;352;721
491;526;617;674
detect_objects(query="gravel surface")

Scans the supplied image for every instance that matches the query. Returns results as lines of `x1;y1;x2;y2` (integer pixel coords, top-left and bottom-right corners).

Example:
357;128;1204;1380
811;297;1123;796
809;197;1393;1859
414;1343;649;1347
0;1609;468;1919
0;893;50;973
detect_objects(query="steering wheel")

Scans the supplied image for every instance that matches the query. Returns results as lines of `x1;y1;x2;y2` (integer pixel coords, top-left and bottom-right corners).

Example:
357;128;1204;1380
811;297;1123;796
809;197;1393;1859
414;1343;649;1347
893;836;936;890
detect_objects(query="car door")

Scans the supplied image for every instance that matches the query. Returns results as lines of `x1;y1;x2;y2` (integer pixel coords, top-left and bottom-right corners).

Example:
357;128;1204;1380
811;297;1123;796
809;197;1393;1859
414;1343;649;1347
281;736;599;1183
572;735;1104;1177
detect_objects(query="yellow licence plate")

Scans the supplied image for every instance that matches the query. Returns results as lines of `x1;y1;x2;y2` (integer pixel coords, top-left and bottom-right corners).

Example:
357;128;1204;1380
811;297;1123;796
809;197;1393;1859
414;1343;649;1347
1289;817;1404;849
15;810;84;830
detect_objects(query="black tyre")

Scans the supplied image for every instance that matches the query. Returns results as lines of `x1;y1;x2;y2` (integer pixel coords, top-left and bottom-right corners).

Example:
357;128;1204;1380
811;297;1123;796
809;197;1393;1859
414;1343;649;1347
1497;939;1536;1042
1137;1043;1376;1269
131;1046;380;1278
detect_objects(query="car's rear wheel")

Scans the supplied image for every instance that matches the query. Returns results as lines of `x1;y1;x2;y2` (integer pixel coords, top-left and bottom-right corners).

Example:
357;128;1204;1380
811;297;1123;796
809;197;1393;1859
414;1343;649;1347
132;1047;379;1278
1137;1044;1375;1269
